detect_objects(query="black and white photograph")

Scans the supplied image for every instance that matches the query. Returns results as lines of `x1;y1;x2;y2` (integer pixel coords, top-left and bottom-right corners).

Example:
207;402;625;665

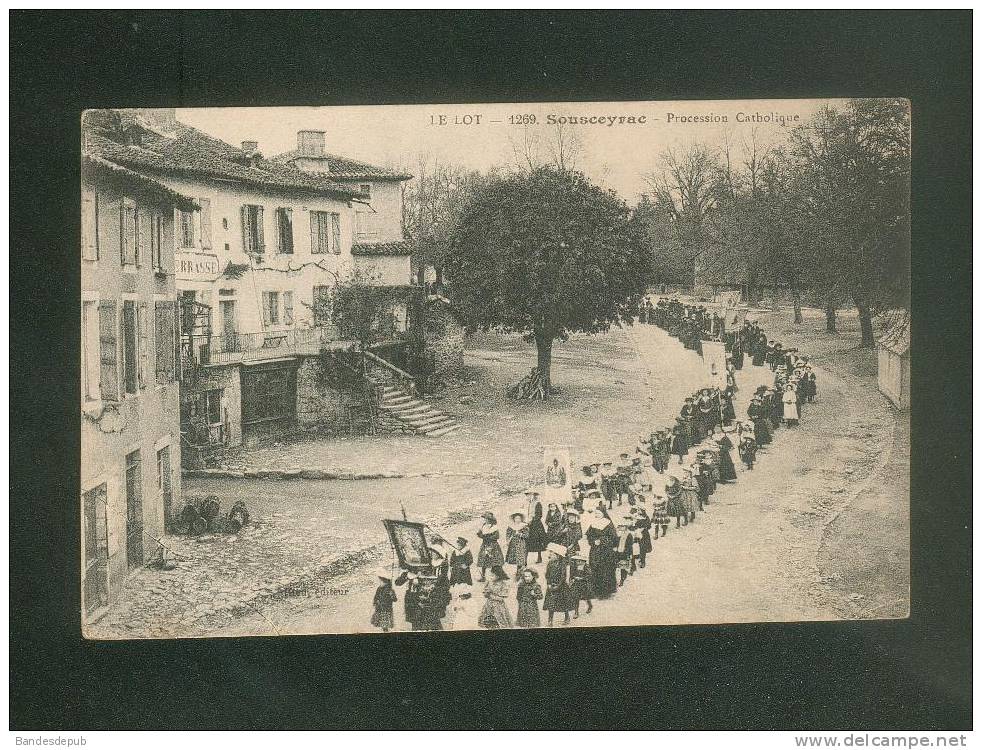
10;9;971;734
80;99;912;638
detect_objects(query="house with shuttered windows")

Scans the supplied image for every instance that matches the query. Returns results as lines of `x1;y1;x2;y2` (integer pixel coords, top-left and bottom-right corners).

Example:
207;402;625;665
82;109;383;448
80;153;195;625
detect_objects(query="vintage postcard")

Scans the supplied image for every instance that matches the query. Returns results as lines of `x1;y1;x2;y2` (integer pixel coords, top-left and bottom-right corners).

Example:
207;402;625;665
80;99;910;639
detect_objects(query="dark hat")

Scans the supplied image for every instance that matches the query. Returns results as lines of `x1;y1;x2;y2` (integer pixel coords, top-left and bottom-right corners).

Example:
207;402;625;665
456;536;468;547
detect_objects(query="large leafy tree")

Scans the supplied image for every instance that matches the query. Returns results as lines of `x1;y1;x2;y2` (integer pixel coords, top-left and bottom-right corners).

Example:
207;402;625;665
445;167;650;396
788;99;910;346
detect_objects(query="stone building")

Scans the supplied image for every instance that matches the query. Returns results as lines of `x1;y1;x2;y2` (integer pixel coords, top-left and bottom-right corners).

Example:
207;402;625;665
80;154;195;622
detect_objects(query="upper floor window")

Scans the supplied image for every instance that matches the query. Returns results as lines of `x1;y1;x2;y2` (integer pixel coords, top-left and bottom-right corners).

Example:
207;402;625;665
241;204;265;254
359;183;371;199
276;207;294;254
82;189;100;261
310;211;341;255
178;208;195;249
120;198;137;265
81;300;100;402
355;211;377;238
262;291;280;326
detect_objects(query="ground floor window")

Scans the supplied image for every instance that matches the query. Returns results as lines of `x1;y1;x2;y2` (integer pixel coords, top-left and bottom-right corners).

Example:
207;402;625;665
125;450;144;570
83;483;110;615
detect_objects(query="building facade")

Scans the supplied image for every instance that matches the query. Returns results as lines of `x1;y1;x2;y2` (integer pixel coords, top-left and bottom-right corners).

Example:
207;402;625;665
270;128;413;280
80;155;194;622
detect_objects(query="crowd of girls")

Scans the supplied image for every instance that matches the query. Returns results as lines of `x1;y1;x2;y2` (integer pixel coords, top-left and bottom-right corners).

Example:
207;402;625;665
370;297;817;632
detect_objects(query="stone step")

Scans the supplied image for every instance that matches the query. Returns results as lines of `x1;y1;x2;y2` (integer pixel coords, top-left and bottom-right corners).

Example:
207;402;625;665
382;394;414;406
424;423;461;438
382;401;430;415
405;413;453;429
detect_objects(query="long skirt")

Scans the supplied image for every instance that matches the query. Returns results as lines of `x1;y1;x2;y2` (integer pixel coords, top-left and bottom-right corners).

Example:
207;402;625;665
681;487;699;514
754;418;772;445
543;583;575;613
666;493;686;517
590;547;618;598
517;598;541;628
478;598;513;629
477;539;504;568
571;577;595;602
718;449;738;481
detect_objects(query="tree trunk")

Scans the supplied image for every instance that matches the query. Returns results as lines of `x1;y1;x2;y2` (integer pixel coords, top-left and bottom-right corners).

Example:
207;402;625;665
791;286;803;325
825;296;837;333
856;297;874;348
535;333;553;397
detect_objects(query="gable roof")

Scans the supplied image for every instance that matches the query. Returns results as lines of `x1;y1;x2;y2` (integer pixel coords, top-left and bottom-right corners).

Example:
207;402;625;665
82;154;199;212
82;110;365;201
270;149;412;181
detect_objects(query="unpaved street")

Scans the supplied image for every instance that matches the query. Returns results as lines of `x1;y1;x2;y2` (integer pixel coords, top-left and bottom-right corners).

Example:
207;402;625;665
207;316;907;636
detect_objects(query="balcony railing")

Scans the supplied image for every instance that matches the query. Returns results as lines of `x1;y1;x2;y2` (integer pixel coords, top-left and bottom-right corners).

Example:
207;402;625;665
185;325;339;367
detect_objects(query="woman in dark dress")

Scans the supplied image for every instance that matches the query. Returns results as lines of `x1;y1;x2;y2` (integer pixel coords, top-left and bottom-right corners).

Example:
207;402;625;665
585;509;618;599
449;537;474;589
670;423;689;464
527;501;549;563
665;476;688;528
545;503;565;544
476;512;505;582
560;509;583;555
711;429;738;482
752;335;767;367
542;543;574;626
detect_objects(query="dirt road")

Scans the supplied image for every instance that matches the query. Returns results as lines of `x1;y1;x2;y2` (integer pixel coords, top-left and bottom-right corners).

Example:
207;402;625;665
211;320;907;636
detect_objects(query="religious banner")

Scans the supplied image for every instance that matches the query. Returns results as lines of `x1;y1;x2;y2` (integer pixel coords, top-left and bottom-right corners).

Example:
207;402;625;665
715;290;742;308
722;307;748;332
382;519;432;570
542;445;572;503
702;340;728;390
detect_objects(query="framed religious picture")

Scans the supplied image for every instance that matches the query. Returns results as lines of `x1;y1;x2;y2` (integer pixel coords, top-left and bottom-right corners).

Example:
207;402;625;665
382;519;432;570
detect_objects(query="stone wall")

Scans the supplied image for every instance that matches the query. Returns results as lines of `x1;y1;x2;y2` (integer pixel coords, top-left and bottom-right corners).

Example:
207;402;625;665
296;355;356;430
424;302;466;382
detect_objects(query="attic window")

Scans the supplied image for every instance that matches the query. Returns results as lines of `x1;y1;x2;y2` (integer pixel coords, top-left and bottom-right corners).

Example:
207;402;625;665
359;183;371;198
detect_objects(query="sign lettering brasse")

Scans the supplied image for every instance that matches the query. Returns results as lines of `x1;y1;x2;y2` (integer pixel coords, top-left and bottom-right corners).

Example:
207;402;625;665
176;252;221;282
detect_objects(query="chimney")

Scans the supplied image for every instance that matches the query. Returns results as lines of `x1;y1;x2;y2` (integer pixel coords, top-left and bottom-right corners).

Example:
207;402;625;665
297;130;325;157
241;140;259;154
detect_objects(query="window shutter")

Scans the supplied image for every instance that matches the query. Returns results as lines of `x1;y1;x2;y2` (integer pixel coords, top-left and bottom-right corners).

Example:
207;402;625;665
138;302;149;389
120;202;127;265
98;301;119;401
310;211;320;254
199;198;212;250
137;209;151;268
255;206;265;253
332;213;341;255
261;292;272;327
283;291;294;326
82;189;97;260
278;208;294;254
321;214;331;255
155;301;177;383
241;205;250;254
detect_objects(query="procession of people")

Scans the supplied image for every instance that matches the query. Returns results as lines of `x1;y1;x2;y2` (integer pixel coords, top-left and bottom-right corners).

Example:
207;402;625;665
373;295;819;632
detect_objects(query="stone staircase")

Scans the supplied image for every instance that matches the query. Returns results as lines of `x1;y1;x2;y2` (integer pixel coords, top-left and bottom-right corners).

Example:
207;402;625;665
377;384;461;437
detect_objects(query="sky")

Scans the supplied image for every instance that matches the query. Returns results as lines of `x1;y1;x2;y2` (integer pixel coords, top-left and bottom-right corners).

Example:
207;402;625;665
178;99;842;204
